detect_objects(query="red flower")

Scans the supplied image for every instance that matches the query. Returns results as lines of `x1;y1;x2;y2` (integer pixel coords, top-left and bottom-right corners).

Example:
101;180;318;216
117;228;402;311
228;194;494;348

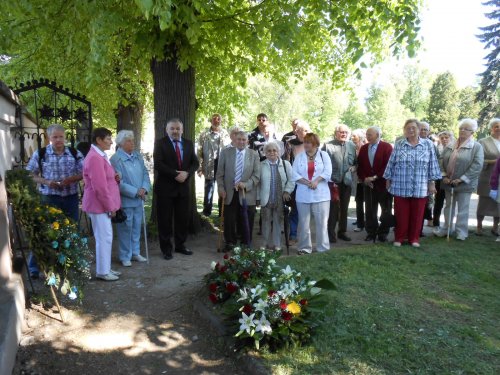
268;290;277;297
299;299;308;306
209;293;218;304
223;253;229;260
242;271;250;279
209;283;218;293
242;304;253;315
215;262;221;271
280;300;288;310
220;265;228;273
281;311;293;321
226;282;238;293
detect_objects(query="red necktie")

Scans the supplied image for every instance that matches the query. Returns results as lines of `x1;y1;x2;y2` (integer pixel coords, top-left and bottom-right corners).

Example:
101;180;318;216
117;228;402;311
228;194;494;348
174;140;182;169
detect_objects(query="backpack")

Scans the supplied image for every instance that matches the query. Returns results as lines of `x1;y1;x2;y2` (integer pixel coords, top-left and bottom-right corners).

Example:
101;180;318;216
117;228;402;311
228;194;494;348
38;146;81;177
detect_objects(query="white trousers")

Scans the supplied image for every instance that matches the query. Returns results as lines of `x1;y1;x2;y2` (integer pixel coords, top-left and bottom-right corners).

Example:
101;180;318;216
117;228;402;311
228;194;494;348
261;206;282;249
88;213;113;275
442;190;472;238
297;201;330;253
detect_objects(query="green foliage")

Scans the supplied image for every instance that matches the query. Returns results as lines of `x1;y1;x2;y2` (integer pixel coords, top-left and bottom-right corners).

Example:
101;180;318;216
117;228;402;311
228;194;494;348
476;0;500;128
341;97;368;132
400;64;431;118
5;169;92;301
426;72;460;133
0;0;423;135
458;86;481;120
262;237;500;374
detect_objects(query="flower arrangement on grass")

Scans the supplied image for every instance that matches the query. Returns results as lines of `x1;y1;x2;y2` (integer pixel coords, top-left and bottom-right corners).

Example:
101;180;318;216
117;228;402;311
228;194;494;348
206;247;335;349
6;169;92;301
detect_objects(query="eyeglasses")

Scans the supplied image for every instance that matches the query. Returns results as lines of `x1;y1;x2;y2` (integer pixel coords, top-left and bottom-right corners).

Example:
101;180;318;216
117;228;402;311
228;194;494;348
337;131;348;134
258;118;268;122
459;128;473;132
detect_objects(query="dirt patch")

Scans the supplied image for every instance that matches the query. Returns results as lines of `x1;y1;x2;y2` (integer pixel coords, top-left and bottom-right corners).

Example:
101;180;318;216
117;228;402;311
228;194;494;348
13;230;245;375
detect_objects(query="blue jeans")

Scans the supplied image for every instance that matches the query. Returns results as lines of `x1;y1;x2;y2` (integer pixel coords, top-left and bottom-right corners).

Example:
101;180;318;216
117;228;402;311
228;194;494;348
203;179;216;215
29;194;79;275
116;205;143;262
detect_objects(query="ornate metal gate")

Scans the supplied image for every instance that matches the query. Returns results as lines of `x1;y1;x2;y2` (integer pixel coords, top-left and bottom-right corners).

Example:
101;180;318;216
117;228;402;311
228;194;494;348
11;78;92;166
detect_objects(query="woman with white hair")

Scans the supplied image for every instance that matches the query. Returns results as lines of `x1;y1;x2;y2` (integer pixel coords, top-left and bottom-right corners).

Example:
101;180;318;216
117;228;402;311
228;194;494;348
110;130;151;266
258;141;295;250
350;128;367;232
476;118;500;236
434;119;484;241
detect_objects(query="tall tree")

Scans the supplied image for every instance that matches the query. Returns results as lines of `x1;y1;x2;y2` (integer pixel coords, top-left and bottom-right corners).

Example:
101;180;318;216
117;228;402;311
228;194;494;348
400;64;431;118
458;86;481;121
476;0;500;129
1;0;423;232
426;72;460;133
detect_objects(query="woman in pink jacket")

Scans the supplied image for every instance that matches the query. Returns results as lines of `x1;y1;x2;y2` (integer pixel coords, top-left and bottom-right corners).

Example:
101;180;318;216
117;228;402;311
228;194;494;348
82;128;121;281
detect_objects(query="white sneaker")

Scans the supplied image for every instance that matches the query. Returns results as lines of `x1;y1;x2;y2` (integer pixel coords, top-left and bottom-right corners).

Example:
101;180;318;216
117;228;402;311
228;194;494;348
433;228;447;237
456;235;466;241
393;242;402;247
353;227;363;232
96;273;119;281
110;269;122;276
411;242;420;248
121;260;132;267
297;249;312;255
495;237;500;242
132;254;148;262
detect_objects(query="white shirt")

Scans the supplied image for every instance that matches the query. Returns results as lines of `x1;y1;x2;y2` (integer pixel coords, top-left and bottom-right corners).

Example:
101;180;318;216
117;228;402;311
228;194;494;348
292;150;332;203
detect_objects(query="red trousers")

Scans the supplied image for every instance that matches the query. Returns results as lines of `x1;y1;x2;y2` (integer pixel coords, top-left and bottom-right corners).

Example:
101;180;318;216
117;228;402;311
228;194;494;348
394;196;427;244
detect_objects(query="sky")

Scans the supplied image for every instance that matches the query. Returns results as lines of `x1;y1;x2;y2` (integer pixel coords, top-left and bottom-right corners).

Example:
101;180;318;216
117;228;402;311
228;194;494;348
361;0;493;90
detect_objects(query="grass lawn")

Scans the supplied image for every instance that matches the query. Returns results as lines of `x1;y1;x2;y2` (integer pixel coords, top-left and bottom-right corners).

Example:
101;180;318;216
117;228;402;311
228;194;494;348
263;236;499;374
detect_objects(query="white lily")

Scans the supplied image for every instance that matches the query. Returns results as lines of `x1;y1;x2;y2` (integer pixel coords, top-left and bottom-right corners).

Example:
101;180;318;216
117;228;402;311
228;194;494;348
211;261;217;270
250;284;264;299
239;312;256;334
281;265;294;277
255;315;272;334
253;298;268;313
237;287;249;302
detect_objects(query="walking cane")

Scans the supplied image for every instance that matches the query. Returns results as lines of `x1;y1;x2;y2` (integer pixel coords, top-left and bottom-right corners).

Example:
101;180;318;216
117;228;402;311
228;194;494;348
447;187;454;242
217;203;225;253
141;199;150;264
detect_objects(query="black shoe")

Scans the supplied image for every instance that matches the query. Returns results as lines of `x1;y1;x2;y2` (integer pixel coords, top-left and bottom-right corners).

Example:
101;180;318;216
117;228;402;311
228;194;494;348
378;234;388;242
163;253;173;260
365;234;376;242
329;233;337;243
338;233;352;241
352;221;357;226
175;248;193;255
30;272;39;279
420;232;425;237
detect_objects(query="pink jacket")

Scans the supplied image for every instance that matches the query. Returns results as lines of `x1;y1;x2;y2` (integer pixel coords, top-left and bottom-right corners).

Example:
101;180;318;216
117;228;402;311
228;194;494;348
82;147;121;214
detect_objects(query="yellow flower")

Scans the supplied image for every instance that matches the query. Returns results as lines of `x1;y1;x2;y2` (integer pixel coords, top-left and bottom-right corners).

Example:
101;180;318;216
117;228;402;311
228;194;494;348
52;222;60;230
63;219;70;225
287;301;301;315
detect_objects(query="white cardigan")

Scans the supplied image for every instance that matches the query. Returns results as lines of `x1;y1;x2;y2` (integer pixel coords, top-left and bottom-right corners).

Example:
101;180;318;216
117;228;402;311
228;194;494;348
292;150;332;203
258;158;295;206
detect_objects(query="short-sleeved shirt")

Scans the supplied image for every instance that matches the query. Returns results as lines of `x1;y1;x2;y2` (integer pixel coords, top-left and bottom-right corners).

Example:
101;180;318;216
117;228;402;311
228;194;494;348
26;144;84;196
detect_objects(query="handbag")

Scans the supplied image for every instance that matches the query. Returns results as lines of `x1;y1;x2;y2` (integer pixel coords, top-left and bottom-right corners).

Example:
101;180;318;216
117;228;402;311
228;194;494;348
328;181;340;202
111;208;127;223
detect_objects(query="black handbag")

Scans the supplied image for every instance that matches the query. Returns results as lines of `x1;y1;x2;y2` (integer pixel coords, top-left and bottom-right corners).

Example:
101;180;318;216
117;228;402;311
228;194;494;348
111;208;127;223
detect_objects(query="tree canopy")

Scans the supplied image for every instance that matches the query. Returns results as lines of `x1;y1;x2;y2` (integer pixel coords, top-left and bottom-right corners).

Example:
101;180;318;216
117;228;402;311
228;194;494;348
1;0;423;132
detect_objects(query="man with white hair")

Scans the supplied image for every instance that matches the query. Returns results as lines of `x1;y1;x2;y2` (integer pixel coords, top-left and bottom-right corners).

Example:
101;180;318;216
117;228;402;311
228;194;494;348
357;126;393;242
26;123;84;277
323;124;357;242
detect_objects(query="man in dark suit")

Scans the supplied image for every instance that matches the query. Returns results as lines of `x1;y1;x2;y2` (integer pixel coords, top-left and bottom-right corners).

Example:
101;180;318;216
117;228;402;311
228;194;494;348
154;118;199;260
357;126;393;242
216;130;260;251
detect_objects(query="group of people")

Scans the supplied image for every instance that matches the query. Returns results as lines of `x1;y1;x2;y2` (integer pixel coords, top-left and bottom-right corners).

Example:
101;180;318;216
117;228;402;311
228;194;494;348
26;115;500;280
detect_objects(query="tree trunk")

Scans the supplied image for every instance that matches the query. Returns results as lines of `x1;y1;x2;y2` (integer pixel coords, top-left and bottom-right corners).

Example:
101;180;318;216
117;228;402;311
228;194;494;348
150;56;200;233
116;102;144;151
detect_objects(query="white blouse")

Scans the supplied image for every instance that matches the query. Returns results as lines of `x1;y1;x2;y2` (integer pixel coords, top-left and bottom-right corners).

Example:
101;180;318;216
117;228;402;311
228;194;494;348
292;150;332;203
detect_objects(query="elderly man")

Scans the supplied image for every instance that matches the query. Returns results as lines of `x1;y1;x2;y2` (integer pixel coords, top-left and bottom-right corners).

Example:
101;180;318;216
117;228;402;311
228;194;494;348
154;118;199;260
323;124;357;242
197;113;230;216
216;130;260;251
26;123;84;277
249;113;278;161
357;126;393;242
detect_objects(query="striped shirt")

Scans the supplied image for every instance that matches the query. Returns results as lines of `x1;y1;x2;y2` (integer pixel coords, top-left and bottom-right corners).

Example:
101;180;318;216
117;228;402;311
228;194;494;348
26;144;84;196
383;138;441;198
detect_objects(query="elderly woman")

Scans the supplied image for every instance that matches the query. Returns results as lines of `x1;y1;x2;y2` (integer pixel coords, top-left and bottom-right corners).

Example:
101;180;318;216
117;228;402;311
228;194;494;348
110;130;151;267
488;156;500;242
432;131;455;227
351;128;367;232
384;119;441;247
433;119;484;240
82;128;122;281
476;118;500;236
258;141;295;250
292;133;332;254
